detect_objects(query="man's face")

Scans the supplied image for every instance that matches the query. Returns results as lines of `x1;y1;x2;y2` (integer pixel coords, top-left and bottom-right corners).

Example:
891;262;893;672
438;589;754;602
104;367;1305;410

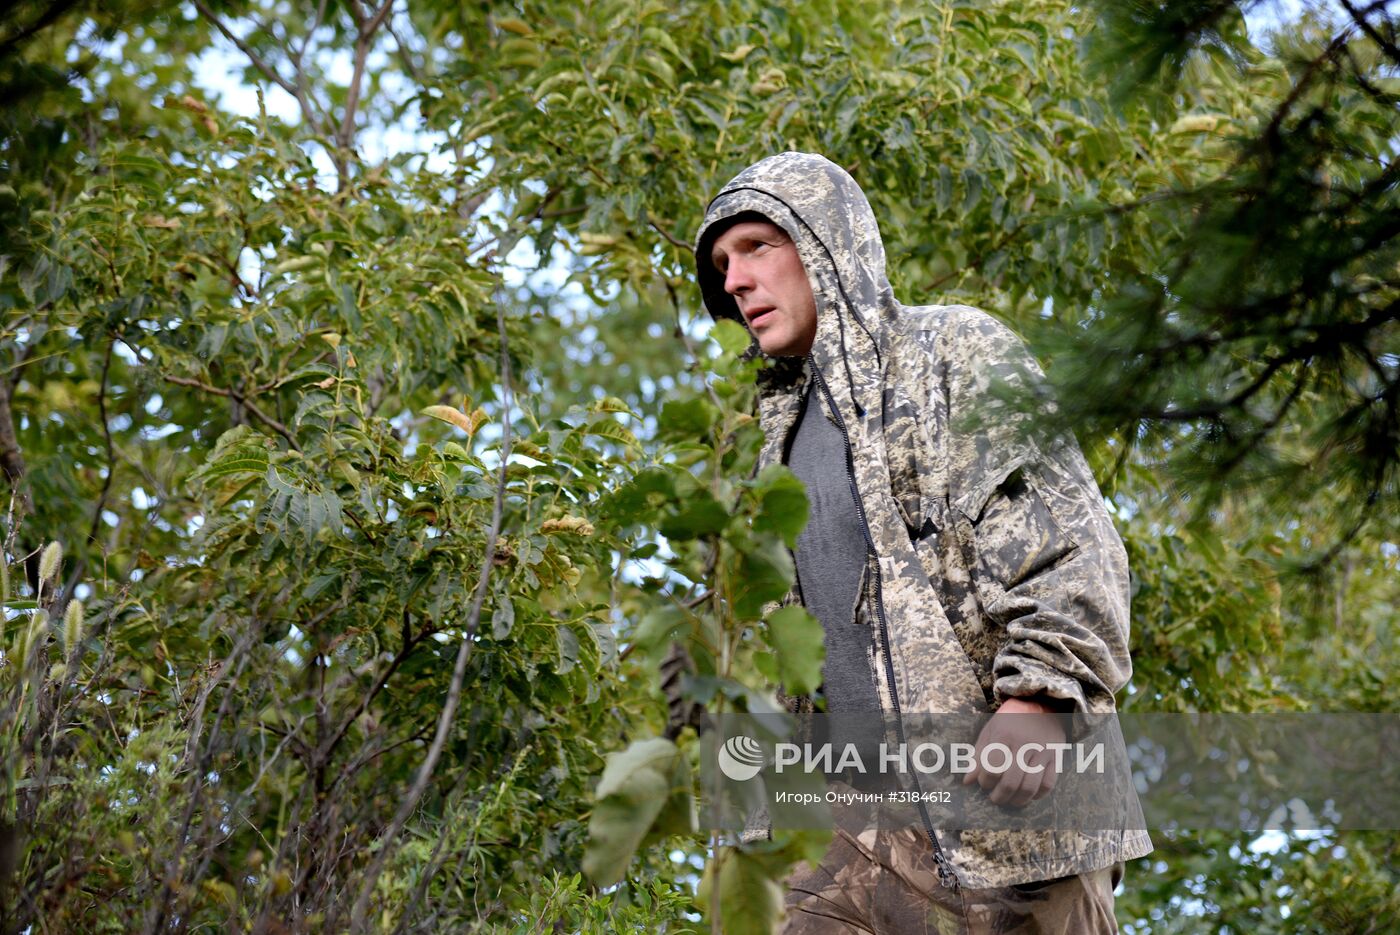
709;219;817;357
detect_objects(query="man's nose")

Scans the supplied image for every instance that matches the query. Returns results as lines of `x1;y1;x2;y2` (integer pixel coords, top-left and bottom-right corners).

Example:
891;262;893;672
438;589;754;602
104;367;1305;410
723;258;753;295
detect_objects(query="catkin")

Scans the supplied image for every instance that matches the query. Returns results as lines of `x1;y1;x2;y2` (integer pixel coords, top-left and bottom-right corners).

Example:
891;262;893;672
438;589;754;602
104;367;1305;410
64;599;85;655
38;541;63;583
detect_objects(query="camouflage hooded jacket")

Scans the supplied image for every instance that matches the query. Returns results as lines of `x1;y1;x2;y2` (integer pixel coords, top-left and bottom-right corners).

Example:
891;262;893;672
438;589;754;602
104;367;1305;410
693;152;1152;889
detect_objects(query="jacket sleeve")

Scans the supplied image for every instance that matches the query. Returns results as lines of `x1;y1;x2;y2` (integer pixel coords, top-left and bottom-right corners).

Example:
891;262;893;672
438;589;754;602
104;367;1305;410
939;308;1133;715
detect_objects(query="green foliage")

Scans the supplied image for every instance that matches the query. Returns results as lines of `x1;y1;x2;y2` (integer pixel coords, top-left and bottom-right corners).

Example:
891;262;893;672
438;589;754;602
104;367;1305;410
1;0;1396;931
583;737;694;887
763;606;823;698
697;848;784;935
1049;2;1400;554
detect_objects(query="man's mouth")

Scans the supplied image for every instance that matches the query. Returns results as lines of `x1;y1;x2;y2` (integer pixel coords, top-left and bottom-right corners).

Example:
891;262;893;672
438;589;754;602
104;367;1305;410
746;307;775;327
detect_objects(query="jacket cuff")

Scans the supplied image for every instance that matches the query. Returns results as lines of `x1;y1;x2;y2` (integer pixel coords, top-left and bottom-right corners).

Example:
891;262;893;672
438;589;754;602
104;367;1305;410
992;659;1109;716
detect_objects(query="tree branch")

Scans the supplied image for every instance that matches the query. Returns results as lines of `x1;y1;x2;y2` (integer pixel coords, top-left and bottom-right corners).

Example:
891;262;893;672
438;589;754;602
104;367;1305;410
0;0;82;57
363;0;394;37
1339;0;1400;67
335;0;392;188
0;350;39;593
316;620;425;770
0;367;31;515
162;374;300;450
84;338;117;549
194;0;325;133
384;15;424;85
649;218;694;253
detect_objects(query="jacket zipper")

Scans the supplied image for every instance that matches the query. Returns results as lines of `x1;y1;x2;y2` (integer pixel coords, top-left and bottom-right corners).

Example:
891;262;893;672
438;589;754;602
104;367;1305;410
806;358;961;892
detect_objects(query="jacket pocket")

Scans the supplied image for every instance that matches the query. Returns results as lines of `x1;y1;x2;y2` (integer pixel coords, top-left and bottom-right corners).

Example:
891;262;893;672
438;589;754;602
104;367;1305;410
954;455;1079;594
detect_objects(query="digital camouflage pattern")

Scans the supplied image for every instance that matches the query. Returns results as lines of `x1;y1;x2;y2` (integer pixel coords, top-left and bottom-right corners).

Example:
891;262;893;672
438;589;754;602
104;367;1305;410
780;786;1121;934
693;152;1152;888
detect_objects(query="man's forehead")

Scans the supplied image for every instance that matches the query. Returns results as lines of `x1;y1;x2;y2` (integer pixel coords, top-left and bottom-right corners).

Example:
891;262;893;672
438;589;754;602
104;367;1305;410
709;217;788;258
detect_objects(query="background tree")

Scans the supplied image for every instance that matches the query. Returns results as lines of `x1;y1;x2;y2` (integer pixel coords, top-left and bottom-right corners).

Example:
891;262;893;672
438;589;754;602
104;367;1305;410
1;0;1395;932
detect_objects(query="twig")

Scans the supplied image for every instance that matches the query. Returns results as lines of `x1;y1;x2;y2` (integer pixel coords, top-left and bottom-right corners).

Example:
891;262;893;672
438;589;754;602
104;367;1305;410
649;218;695;253
143;624;262;934
335;0;393;189
385;15;424;85
1338;0;1400;66
663;277;727;413
0;0;81;57
0;349;38;591
194;0;325;133
315;622;424;768
348;225;524;931
363;0;395;36
85;339;117;546
162;374;301;450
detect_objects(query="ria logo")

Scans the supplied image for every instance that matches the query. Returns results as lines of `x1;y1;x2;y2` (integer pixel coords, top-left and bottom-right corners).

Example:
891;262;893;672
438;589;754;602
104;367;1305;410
718;735;765;781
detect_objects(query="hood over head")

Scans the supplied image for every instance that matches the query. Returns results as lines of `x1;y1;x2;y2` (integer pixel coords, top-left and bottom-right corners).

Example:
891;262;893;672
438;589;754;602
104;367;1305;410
693;152;896;413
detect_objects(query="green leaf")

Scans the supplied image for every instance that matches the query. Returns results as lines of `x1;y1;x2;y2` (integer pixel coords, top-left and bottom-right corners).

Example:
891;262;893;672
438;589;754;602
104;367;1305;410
629;605;687;655
659;397;720;440
585;417;641;451
766;606;824;696
589;396;636;416
492;595;515;639
960;167;983;213
583;737;688;886
751;465;809;547
697;848;783;935
556;624;579;674
658;491;729;540
337;280;362;330
202;445;269;479
728;537;794;620
303;573;340;601
711;319;752;356
605;467;679;524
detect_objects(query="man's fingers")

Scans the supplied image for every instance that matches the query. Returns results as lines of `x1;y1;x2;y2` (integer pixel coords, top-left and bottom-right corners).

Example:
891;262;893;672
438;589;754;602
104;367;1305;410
979;747;1064;807
986;770;1016;806
965;713;1067;805
988;766;1033;807
1034;756;1059;799
1029;750;1065;801
978;764;999;793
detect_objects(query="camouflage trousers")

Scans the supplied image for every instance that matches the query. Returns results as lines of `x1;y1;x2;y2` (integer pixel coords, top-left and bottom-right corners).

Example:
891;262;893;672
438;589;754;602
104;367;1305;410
779;811;1122;934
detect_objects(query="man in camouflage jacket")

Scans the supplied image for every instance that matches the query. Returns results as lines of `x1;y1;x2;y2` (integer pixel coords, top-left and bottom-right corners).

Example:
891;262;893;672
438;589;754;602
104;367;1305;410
691;152;1152;932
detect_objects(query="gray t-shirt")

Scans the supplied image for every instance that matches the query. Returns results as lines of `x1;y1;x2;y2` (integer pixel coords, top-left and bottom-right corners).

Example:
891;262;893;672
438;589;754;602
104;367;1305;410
786;384;881;718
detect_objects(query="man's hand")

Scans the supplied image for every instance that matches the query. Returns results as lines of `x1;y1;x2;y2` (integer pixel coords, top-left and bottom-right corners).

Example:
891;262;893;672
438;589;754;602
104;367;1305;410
962;696;1068;808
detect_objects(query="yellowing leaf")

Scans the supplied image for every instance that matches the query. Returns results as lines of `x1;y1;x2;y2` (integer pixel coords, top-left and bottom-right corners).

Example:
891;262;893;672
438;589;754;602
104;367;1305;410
496;16;533;36
541;515;595;536
423;405;487;437
1170;113;1223;134
272;255;318;275
590;396;634;415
